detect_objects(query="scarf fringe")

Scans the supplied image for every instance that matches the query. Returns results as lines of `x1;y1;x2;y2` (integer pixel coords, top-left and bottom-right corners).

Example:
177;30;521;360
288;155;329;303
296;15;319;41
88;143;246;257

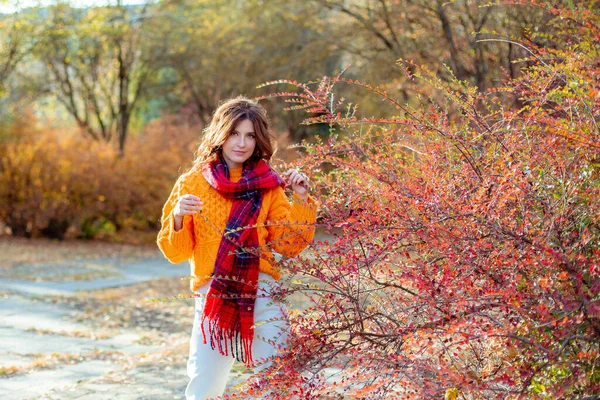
201;315;254;367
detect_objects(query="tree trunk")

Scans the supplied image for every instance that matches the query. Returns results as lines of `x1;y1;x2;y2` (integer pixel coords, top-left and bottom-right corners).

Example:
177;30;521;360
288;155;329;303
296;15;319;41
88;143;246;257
117;42;129;158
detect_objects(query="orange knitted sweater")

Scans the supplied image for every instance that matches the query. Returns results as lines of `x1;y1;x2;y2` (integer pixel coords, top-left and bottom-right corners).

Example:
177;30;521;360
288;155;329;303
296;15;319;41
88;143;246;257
157;166;317;292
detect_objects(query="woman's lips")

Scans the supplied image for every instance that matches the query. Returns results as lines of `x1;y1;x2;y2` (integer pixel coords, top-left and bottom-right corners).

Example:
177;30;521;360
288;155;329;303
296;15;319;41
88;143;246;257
233;151;246;155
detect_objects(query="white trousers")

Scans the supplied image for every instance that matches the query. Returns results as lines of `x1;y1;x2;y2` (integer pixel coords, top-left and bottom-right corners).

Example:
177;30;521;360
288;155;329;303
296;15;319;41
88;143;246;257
185;272;289;400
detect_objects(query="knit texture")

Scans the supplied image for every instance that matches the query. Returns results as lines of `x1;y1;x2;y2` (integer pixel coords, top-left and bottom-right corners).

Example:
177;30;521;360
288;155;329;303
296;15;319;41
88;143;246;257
157;166;317;293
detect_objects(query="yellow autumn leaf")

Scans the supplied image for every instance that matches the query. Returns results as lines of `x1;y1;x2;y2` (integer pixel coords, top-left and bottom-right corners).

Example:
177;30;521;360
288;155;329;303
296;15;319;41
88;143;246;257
445;388;459;400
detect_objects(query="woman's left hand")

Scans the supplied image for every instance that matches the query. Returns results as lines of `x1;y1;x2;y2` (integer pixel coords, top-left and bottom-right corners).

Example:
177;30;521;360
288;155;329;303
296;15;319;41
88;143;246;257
282;169;309;200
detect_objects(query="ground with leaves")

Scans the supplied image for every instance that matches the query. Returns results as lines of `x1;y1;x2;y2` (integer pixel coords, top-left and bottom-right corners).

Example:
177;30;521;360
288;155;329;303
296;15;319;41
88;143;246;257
0;237;252;399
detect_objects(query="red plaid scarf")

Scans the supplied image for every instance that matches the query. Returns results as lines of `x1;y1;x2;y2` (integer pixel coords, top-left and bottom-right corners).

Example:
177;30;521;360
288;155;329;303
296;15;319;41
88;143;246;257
201;156;285;366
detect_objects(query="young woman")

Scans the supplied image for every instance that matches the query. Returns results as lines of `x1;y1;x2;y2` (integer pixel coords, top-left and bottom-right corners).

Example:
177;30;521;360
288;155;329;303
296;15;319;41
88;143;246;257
156;96;317;400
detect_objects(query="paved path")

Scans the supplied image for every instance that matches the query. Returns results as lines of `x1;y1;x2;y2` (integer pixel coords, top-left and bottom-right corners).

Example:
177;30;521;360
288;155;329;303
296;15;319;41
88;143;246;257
0;251;343;399
0;258;186;296
0;256;205;400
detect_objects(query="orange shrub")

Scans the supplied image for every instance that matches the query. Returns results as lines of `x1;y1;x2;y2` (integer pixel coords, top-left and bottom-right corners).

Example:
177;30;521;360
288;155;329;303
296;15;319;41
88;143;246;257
0;114;200;242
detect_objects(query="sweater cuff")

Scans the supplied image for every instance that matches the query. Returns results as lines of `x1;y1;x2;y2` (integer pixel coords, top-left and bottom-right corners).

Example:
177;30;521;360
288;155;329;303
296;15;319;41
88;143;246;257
292;193;318;222
168;213;194;250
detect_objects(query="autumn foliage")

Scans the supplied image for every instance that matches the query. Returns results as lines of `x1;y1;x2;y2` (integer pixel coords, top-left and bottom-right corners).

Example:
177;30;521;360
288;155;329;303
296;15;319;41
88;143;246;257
238;2;600;399
0;115;198;241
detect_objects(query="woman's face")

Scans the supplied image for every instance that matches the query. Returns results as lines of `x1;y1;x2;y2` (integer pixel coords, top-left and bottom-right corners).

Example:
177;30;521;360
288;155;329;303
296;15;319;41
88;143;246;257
221;119;257;169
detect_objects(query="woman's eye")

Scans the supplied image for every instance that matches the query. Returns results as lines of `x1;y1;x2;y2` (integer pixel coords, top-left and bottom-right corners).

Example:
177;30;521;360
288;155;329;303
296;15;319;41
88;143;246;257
231;131;239;136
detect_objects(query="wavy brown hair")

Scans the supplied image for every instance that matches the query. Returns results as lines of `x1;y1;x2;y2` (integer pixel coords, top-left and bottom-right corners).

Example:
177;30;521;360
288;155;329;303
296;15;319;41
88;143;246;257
190;96;276;171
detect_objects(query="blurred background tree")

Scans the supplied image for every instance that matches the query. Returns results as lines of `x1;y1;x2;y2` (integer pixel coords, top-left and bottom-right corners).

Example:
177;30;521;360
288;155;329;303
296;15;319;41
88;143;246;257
32;3;154;156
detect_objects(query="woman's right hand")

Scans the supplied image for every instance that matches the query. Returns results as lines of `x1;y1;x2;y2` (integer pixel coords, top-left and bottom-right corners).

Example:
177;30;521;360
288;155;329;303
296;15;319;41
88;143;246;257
173;195;203;231
174;194;203;217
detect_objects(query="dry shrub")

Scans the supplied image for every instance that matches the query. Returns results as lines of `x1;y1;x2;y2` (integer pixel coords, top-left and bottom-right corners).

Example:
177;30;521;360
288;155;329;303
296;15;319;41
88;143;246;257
0;113;200;242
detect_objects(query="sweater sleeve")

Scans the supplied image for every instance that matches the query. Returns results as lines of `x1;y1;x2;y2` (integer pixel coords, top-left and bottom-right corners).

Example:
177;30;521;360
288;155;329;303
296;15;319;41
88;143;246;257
156;175;196;264
266;187;318;257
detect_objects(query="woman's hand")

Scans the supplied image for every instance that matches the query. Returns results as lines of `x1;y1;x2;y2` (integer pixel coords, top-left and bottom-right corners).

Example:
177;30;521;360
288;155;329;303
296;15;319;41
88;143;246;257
173;194;203;231
282;169;309;201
